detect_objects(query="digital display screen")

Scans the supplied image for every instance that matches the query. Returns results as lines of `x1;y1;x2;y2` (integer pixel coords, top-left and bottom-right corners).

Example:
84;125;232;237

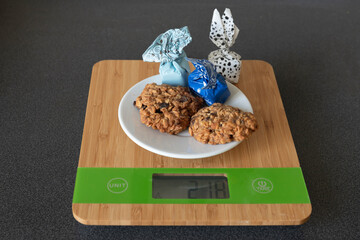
152;174;229;199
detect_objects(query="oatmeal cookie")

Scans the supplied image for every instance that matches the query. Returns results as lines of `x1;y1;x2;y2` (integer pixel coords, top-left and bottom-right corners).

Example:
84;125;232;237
189;103;258;144
135;83;204;134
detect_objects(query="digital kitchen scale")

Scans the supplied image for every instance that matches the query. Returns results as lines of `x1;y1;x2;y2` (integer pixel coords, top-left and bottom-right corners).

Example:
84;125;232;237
72;60;311;225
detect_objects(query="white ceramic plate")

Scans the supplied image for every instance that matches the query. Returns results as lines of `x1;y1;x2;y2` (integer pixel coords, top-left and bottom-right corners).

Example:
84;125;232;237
118;75;253;159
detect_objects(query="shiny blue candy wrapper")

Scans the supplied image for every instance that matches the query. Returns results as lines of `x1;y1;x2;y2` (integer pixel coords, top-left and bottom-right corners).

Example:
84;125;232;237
142;26;192;87
187;58;230;106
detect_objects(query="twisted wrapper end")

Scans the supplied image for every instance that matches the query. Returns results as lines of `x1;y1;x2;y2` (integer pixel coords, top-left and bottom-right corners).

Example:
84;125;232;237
142;26;192;63
209;8;239;49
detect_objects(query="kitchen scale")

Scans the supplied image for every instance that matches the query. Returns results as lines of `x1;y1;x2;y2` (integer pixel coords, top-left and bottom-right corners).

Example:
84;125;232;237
72;60;311;225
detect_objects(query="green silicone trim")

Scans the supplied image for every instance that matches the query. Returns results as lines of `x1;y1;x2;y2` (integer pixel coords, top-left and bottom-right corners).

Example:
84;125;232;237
73;168;310;204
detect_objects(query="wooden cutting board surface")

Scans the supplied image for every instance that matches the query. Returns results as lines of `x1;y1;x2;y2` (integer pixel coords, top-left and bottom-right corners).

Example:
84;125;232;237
73;60;311;225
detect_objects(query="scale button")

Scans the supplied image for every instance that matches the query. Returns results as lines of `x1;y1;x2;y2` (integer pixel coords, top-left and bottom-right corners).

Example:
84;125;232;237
252;178;273;194
107;178;128;194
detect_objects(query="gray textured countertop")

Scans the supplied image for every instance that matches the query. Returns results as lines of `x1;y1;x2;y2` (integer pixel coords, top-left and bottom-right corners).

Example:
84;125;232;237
1;0;359;239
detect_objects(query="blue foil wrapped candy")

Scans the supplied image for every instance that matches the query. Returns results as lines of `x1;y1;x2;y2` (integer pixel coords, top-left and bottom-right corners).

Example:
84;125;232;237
142;26;192;87
187;58;230;106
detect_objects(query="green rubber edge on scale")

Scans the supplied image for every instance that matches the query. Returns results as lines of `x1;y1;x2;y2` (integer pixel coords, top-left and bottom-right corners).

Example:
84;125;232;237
72;168;310;204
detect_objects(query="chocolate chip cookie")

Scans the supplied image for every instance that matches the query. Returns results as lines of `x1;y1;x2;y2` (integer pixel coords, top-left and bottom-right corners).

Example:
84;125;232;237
135;83;204;135
189;103;258;144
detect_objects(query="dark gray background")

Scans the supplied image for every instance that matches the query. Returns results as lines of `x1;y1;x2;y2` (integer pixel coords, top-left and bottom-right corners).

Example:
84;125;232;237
0;0;359;239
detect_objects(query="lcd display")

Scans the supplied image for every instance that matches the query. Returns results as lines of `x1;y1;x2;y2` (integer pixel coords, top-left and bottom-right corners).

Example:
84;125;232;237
152;174;229;199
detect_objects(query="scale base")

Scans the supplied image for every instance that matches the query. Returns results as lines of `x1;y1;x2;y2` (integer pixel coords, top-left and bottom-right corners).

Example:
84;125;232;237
72;60;311;226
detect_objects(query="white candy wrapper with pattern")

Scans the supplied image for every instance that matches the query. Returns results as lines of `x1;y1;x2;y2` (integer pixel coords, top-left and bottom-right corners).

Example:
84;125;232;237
208;8;241;83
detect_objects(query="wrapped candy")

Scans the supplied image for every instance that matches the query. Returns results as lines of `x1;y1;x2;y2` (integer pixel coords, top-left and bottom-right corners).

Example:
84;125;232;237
187;58;230;106
208;8;242;83
142;26;192;87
